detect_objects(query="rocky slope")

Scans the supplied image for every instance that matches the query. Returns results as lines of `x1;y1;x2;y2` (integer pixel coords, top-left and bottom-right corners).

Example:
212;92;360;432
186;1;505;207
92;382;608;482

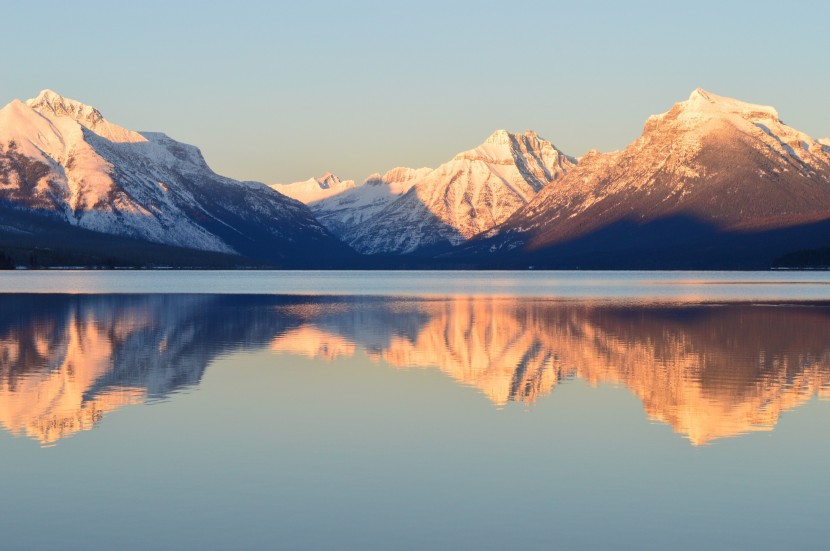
458;89;830;268
0;90;355;266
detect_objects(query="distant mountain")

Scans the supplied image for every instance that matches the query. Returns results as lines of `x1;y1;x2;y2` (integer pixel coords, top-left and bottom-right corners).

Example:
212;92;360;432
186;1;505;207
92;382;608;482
304;167;431;239
289;130;574;255
455;89;830;268
0;90;355;267
271;172;356;204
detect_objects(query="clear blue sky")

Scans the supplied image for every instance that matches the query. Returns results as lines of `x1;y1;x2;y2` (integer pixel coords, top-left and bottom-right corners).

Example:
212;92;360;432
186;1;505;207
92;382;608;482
3;0;828;183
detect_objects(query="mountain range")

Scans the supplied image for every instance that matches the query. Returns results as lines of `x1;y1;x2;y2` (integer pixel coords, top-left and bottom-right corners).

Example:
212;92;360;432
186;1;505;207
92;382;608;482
1;88;828;268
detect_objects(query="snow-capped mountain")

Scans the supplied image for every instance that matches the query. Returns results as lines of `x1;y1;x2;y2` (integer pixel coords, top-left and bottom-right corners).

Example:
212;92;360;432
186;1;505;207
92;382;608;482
0;90;354;266
299;130;574;255
303;167;431;238
271;172;356;204
460;89;830;268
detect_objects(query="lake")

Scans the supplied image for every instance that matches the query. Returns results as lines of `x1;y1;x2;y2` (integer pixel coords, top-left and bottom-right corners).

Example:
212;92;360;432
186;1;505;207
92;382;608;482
1;271;830;549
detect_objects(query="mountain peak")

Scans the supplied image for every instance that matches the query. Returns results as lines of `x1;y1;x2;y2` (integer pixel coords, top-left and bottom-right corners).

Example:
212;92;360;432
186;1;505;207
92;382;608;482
315;172;342;189
688;87;712;101
30;88;65;102
453;129;566;167
363;172;384;185
26;89;105;126
680;87;779;121
485;129;512;145
273;173;355;204
481;129;549;148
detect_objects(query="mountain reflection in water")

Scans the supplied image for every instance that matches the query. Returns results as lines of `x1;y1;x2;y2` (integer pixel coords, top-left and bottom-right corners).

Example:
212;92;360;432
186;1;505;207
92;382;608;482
2;294;829;446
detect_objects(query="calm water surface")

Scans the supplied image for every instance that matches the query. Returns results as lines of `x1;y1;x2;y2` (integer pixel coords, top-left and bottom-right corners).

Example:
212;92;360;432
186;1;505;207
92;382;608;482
1;272;829;549
2;269;830;299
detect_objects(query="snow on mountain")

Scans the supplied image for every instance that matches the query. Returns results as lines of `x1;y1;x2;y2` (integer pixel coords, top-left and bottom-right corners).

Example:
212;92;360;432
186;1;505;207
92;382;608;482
301;130;574;255
271;172;356;204
299;167;431;238
354;130;575;254
26;89;146;144
462;88;830;268
0;90;354;265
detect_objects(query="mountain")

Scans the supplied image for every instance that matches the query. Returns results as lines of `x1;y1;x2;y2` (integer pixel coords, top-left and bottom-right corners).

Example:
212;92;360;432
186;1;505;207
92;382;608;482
456;89;830;268
0;90;355;267
271;172;356;204
304;167;431;238
295;130;574;255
